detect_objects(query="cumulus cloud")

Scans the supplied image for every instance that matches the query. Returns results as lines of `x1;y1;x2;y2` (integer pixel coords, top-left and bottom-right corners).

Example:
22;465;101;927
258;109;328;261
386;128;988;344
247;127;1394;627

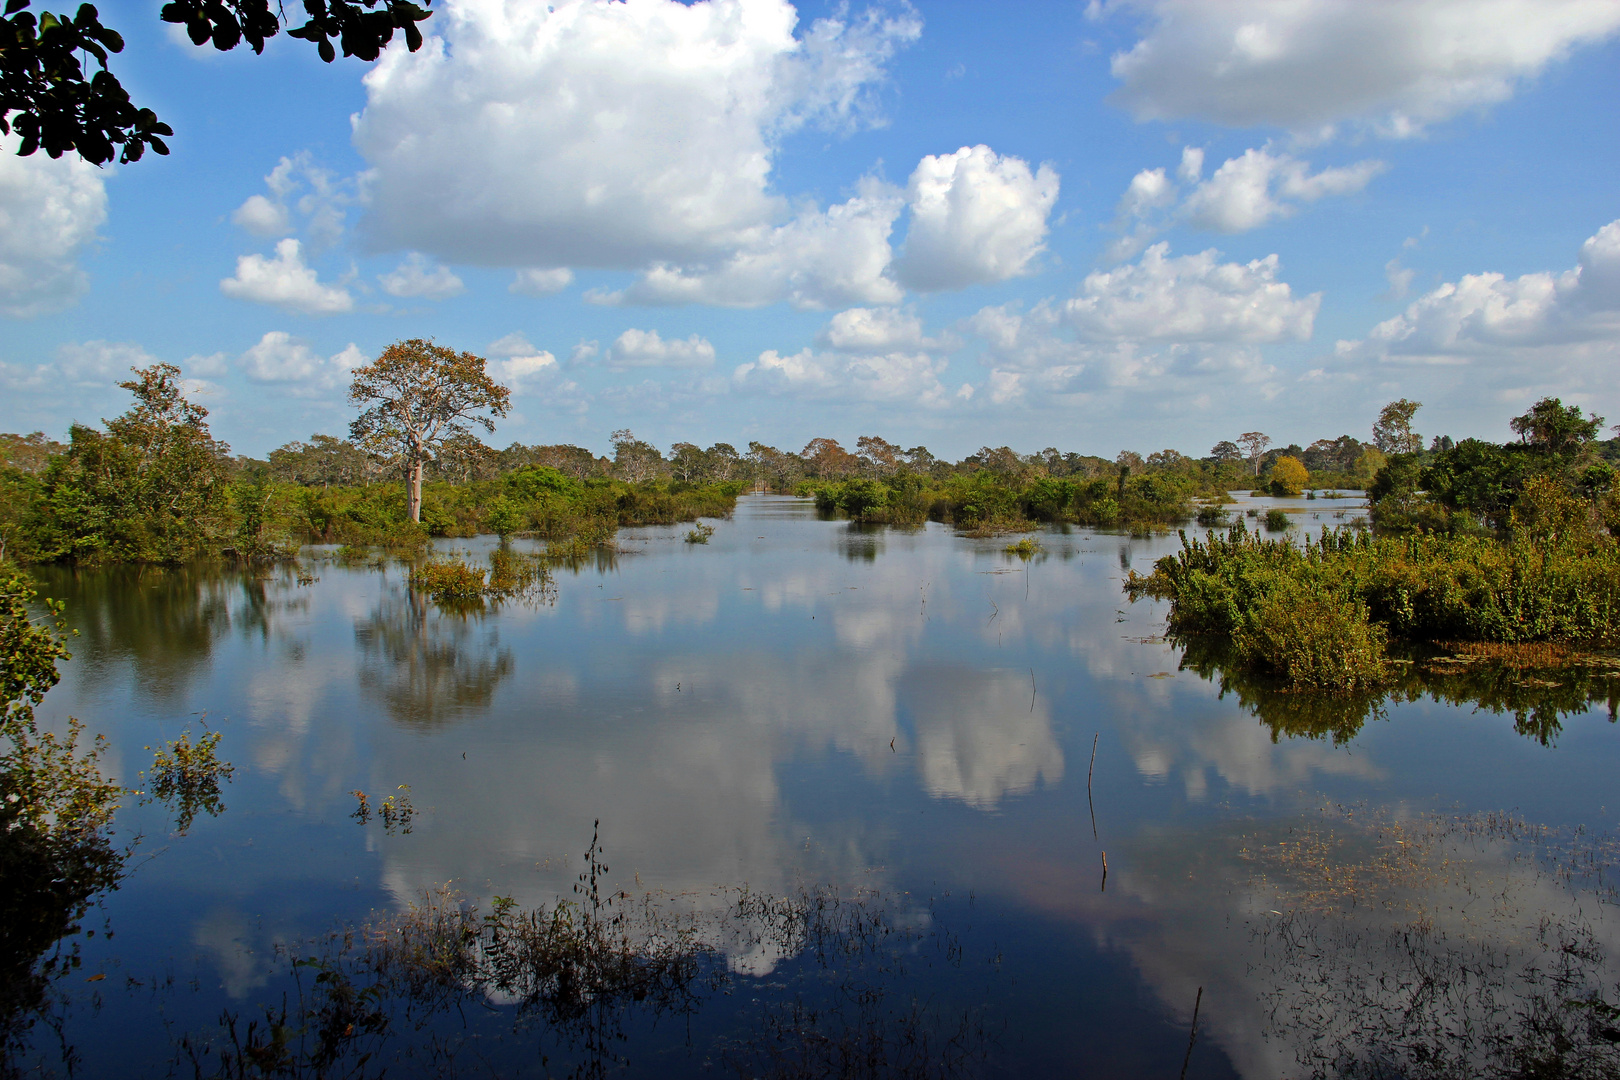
509;268;574;296
485;332;561;389
957;240;1311;405
596;179;905;309
605;329;716;370
1180;147;1384;233
894;145;1059;291
230;152;351;250
1340;218;1620;365
353;0;920;269
817;307;925;351
378;253;465;300
1107;144;1382;258
1065;242;1318;343
238;331;366;390
0;134;107;317
1102;0;1620;136
733;347;955;405
220;239;354;315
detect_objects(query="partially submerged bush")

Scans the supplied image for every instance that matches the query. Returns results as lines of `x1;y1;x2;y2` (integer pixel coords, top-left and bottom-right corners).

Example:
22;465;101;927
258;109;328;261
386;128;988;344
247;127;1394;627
1129;521;1620;691
1264;508;1292;531
1233;585;1387;690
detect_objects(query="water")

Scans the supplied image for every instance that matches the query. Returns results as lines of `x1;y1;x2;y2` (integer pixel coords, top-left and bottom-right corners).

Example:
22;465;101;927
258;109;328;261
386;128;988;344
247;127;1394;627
16;495;1620;1077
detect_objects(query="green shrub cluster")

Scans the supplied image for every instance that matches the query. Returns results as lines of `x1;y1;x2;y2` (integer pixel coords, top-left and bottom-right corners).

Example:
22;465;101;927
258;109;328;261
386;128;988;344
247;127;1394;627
1132;520;1620;690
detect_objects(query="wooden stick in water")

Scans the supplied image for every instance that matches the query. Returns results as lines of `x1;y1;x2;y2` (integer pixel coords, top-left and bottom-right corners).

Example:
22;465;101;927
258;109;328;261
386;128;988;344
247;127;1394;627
1087;732;1099;840
1100;850;1107;892
1178;986;1203;1080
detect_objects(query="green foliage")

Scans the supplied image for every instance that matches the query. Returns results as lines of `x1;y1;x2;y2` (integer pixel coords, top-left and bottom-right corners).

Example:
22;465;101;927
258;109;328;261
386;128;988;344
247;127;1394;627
1264;508;1292;532
685;522;715;544
1132;521;1620;692
1231;580;1388;690
410;559;488;602
29;364;231;564
0;569;124;1051
142;726;235;835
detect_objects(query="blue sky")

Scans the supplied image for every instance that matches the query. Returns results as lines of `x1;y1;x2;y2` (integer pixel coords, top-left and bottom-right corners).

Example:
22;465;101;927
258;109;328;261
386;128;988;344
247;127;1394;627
3;0;1619;461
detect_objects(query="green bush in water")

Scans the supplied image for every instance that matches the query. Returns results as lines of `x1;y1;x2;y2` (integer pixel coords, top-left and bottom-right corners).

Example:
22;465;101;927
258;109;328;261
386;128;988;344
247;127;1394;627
1264;508;1292;532
411;560;486;601
1233;584;1388;691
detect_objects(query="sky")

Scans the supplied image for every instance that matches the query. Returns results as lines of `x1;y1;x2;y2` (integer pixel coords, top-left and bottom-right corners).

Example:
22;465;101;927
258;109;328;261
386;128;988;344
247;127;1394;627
2;0;1619;461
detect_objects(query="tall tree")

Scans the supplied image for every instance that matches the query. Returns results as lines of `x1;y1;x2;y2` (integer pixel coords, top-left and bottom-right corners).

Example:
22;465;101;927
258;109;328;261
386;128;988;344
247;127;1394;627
1237;432;1271;476
348;339;509;524
37;363;230;562
1372;399;1423;455
1509;397;1604;458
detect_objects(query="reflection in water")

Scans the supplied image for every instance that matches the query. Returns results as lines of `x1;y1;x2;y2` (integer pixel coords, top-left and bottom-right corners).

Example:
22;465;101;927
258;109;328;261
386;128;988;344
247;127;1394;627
1176;634;1620;746
839;524;886;563
354;587;513;727
905;666;1063;808
172;854;993;1080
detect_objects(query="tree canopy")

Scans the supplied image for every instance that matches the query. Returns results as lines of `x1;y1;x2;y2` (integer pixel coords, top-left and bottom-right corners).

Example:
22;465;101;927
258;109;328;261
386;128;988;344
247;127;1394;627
348;339;510;524
2;0;431;165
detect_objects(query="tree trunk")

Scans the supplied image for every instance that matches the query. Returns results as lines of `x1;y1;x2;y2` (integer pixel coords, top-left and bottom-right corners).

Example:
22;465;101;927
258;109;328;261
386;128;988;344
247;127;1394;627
409;458;424;522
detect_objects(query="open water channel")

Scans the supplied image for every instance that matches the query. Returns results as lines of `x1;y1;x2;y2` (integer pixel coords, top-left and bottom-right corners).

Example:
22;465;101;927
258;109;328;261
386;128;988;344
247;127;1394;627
16;494;1620;1078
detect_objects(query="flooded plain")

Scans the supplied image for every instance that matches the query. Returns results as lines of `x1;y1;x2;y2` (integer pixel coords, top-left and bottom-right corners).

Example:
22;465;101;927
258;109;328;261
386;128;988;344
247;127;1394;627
17;494;1620;1078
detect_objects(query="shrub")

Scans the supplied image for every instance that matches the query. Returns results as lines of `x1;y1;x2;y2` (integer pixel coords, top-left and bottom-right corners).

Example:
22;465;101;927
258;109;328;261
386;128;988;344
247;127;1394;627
1268;455;1309;497
1264;508;1292;531
410;560;486;601
1233;585;1388;690
686;523;715;544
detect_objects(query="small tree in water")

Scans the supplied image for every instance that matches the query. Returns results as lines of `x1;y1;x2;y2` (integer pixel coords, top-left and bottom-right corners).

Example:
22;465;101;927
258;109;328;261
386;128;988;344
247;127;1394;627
348;340;511;524
36;364;229;563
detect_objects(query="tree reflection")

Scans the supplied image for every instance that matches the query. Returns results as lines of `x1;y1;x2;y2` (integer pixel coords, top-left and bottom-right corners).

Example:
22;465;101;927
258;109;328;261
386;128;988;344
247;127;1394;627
1175;634;1620;745
354;587;514;727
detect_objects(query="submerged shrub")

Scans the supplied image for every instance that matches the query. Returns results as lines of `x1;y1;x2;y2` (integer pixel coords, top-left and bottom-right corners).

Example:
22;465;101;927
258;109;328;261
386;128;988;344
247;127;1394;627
1264;509;1292;532
686;523;715;544
410;560;487;601
1234;586;1388;690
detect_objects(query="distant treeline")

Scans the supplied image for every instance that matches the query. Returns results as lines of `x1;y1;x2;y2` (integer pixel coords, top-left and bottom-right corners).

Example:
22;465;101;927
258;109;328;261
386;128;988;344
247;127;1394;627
5;370;1618;566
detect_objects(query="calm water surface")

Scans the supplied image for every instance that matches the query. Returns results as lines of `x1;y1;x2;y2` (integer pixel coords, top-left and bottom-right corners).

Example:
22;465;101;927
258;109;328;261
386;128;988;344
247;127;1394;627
22;495;1620;1077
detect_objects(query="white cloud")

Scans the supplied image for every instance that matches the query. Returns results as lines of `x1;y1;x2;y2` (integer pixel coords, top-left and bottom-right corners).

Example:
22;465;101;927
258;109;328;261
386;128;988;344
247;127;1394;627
378;253;465;300
958;240;1311;406
353;0;920;269
1181;147;1384;233
484;332;560;389
183;351;232;378
220;239;354;315
0;134;107;317
1103;0;1620;136
733;347;954;405
232;194;289;237
606;329;716;370
1340;218;1620;365
597;179;905;309
230;153;351;251
817;307;925;351
509;268;574;296
1107;144;1382;257
895;145;1059;291
54;340;160;385
1065;242;1319;343
238;331;366;390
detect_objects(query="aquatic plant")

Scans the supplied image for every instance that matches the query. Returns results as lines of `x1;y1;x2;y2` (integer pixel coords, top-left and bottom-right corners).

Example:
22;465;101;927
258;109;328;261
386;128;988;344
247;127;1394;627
1263;508;1292;531
686;522;715;544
